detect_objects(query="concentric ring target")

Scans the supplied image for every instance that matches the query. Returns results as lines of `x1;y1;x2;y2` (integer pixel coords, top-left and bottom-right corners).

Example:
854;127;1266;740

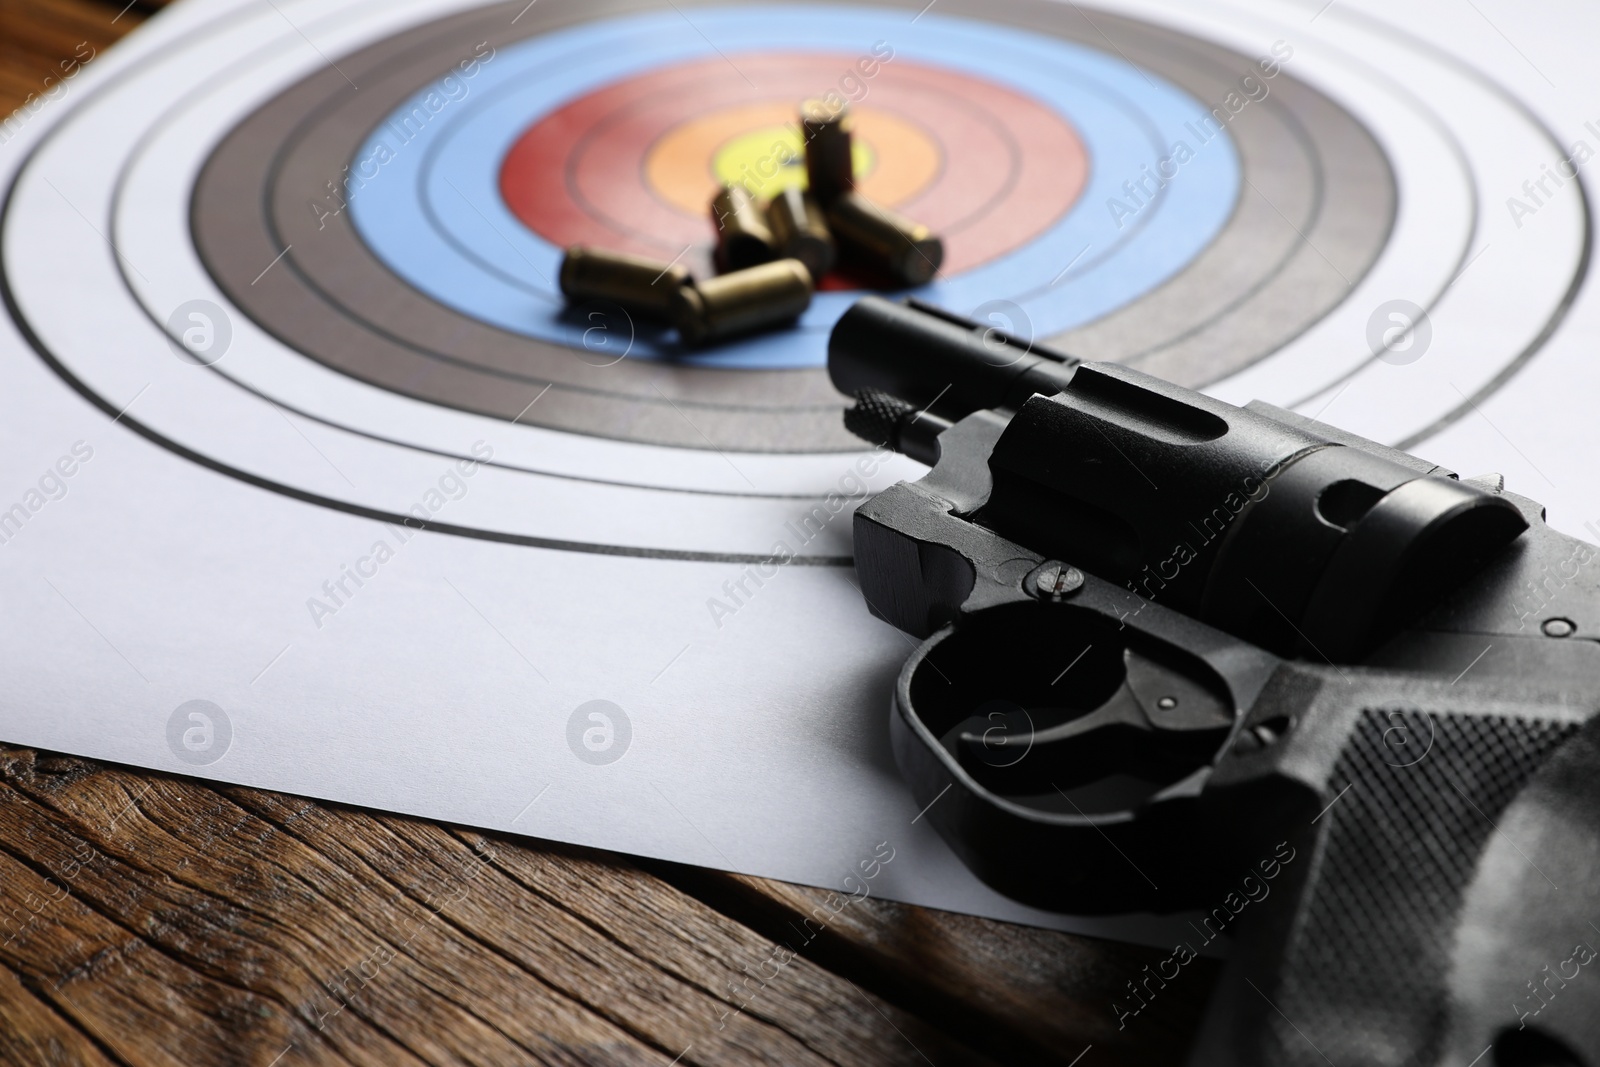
189;0;1392;448
1;0;1585;561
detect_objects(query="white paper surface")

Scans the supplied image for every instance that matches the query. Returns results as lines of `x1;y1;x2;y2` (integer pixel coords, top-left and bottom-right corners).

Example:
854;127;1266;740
1;0;1596;944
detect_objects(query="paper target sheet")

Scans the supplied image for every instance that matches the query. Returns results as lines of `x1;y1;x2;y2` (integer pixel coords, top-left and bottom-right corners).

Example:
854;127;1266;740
1;0;1596;940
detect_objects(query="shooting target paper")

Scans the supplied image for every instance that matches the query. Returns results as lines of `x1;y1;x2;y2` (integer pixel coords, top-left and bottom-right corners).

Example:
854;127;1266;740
1;0;1594;937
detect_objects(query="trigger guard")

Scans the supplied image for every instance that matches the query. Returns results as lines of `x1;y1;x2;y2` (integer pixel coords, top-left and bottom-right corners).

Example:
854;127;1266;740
889;594;1269;914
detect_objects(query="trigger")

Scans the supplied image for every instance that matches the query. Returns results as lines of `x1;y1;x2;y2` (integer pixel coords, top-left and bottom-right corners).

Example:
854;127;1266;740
954;647;1233;795
1122;648;1232;732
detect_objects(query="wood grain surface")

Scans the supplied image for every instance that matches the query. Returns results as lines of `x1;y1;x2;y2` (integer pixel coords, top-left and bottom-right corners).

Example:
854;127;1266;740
0;3;1216;1063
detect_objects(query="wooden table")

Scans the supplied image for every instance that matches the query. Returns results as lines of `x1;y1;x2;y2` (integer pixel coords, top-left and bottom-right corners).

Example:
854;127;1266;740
0;3;1214;1062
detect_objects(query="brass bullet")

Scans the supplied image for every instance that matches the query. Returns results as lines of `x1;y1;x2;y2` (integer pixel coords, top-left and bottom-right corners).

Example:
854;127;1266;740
801;98;854;202
710;185;777;271
672;258;814;345
825;192;944;287
766;186;835;281
559;245;691;319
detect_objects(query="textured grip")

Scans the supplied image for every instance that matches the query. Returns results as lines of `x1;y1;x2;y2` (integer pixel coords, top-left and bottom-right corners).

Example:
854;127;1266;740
1235;709;1579;1066
843;388;913;448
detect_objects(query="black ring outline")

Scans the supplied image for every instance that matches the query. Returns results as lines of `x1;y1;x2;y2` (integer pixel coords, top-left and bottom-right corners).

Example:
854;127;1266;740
0;0;1585;565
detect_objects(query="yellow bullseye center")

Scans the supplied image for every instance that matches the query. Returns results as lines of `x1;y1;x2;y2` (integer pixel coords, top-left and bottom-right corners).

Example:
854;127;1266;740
710;125;876;200
644;102;940;217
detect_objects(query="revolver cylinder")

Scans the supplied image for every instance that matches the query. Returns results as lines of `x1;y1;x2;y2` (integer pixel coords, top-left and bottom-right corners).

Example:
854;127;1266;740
831;297;1528;660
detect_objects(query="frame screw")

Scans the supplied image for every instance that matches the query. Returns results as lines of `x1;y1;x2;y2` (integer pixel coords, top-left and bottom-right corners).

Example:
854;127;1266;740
1031;562;1084;600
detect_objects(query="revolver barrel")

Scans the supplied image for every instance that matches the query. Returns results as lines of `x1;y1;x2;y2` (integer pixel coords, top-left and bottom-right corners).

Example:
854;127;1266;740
828;296;1076;421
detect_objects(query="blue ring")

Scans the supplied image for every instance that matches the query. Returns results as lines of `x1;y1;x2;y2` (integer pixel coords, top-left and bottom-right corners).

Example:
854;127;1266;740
348;5;1240;369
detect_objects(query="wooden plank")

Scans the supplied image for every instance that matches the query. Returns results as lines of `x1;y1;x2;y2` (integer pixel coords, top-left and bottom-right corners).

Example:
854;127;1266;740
0;0;137;116
0;964;117;1067
0;748;1005;1066
658;867;1214;1067
0;0;139;73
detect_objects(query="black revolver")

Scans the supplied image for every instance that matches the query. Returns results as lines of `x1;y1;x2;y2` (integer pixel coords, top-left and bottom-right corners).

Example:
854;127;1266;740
829;296;1600;1067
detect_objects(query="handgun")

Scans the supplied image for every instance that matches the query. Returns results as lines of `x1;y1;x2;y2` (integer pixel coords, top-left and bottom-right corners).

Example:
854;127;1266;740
828;296;1600;1067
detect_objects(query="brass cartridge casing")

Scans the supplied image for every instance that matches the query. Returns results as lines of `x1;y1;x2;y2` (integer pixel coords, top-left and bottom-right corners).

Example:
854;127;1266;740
710;185;776;271
672;258;814;345
825;192;944;287
558;245;690;318
801;98;854;203
766;186;835;281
